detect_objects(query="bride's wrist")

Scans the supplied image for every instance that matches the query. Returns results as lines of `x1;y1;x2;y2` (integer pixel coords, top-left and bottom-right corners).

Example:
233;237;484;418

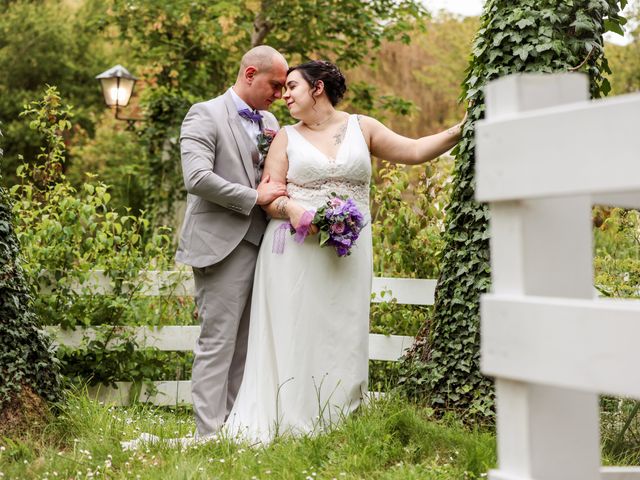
446;123;462;138
274;196;290;218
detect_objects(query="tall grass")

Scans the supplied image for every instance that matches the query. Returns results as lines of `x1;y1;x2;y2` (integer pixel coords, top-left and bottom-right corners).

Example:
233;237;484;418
0;389;495;479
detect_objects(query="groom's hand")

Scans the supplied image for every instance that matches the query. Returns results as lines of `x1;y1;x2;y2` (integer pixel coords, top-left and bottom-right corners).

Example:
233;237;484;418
256;174;287;205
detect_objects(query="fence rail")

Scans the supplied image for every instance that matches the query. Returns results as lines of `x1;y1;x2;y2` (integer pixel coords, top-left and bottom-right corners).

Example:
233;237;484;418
51;272;434;406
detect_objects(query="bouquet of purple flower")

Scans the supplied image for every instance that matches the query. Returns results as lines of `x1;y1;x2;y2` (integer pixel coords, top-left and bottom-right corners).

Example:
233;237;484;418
313;193;365;257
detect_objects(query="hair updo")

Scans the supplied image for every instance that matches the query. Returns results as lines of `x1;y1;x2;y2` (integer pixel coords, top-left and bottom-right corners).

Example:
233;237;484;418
287;60;347;106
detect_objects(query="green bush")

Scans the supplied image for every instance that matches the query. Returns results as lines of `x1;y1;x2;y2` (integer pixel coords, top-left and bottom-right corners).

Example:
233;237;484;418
369;158;452;391
10;86;186;388
593;207;640;462
67;113;148;216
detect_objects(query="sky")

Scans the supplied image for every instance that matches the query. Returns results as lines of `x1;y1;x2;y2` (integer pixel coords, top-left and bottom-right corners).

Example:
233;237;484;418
422;0;637;45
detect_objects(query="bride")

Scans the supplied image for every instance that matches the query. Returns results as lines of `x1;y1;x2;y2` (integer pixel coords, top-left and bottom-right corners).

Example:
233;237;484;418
224;60;464;444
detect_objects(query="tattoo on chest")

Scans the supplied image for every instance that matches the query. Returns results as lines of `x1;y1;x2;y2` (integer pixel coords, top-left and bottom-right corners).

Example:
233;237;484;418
333;122;348;146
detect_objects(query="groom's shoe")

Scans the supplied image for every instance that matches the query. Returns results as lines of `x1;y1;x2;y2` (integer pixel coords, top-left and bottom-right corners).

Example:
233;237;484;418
194;429;219;442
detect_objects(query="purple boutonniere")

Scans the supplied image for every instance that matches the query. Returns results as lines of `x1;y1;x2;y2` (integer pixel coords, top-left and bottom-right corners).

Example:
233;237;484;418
257;128;277;157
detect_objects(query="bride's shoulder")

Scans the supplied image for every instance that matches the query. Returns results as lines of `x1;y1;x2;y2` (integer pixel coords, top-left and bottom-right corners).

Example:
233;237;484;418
282;121;303;132
353;114;376;125
352;114;378;141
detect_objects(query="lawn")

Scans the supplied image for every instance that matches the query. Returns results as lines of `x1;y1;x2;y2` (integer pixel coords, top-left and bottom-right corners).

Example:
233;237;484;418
0;390;496;479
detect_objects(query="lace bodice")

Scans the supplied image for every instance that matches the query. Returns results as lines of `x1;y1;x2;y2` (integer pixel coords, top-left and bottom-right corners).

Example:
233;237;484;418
285;115;371;218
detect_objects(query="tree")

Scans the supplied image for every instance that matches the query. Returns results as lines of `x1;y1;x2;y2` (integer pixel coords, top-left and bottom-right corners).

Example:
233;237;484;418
400;0;627;419
606;4;640;95
107;0;429;222
0;0;114;188
0;126;61;436
349;14;479;138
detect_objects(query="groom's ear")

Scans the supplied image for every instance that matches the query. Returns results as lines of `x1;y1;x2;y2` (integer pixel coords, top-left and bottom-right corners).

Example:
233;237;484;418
244;66;258;84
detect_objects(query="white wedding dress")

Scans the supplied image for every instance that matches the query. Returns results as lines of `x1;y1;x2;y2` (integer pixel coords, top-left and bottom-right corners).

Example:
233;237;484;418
224;114;373;444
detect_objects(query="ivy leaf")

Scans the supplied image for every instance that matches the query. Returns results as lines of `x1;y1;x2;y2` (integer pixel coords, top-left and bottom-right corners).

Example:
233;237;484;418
513;44;533;60
488;49;503;63
535;42;554;52
571;17;594;33
541;9;561;23
604;18;624;35
516;17;536;29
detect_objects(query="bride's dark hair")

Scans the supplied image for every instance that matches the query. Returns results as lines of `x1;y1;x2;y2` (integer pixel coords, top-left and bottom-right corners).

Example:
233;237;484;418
287;60;347;106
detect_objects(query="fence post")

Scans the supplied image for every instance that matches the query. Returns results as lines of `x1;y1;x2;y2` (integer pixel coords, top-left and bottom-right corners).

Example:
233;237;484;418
481;73;600;480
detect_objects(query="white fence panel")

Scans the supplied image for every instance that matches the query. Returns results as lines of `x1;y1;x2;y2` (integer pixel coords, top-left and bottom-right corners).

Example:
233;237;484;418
51;326;414;363
59;271;437;306
600;468;640;479
52;274;433;405
482;295;640;398
476;89;640;202
487;468;640;480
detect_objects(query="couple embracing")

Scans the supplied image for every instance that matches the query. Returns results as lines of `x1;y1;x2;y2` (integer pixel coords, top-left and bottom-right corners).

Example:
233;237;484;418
177;45;464;444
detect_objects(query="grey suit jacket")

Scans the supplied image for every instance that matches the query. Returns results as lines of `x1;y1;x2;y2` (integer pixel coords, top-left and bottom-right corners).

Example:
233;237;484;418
176;90;279;268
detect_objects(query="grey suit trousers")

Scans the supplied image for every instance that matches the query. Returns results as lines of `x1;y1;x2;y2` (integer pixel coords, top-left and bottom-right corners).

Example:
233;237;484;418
191;240;259;435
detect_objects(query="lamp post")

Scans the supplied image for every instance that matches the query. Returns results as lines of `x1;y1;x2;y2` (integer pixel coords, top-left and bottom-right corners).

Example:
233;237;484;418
96;65;142;130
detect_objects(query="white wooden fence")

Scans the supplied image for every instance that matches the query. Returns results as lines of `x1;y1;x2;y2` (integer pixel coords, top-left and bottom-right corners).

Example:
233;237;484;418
51;272;434;406
476;73;640;480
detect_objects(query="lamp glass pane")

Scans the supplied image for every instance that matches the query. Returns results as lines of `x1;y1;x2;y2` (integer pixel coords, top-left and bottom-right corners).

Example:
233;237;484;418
100;77;135;107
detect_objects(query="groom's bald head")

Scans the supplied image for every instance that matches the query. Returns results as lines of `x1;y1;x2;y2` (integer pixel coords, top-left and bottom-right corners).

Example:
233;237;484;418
237;46;287;79
234;46;288;111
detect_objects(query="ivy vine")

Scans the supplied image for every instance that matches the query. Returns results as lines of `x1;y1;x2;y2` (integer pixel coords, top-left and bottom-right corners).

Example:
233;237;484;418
0;126;62;420
399;0;628;419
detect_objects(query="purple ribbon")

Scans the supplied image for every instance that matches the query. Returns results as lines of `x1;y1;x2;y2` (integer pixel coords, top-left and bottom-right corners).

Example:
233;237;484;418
238;108;263;123
272;222;290;254
293;211;314;244
272;211;316;254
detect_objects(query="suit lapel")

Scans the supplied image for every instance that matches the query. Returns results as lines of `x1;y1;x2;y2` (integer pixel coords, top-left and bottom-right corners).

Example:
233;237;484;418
224;91;257;188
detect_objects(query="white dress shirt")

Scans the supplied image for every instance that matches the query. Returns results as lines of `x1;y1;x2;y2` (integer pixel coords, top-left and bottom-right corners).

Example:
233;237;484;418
229;87;262;146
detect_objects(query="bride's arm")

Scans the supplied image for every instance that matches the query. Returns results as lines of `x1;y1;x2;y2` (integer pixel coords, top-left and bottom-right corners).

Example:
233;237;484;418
260;130;314;230
359;114;466;165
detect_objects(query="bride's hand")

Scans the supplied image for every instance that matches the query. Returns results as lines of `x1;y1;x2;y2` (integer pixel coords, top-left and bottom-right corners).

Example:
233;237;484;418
288;202;319;235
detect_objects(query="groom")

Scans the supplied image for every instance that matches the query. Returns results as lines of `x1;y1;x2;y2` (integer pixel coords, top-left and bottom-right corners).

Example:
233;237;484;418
176;45;288;436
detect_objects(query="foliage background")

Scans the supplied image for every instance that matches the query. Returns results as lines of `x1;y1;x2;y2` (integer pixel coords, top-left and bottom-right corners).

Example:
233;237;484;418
1;0;640;460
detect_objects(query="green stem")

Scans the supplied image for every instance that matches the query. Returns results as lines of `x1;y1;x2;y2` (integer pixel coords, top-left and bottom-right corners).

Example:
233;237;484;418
612;401;640;456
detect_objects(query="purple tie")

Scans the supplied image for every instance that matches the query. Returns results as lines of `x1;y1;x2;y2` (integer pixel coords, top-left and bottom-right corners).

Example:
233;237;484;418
238;108;263;123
